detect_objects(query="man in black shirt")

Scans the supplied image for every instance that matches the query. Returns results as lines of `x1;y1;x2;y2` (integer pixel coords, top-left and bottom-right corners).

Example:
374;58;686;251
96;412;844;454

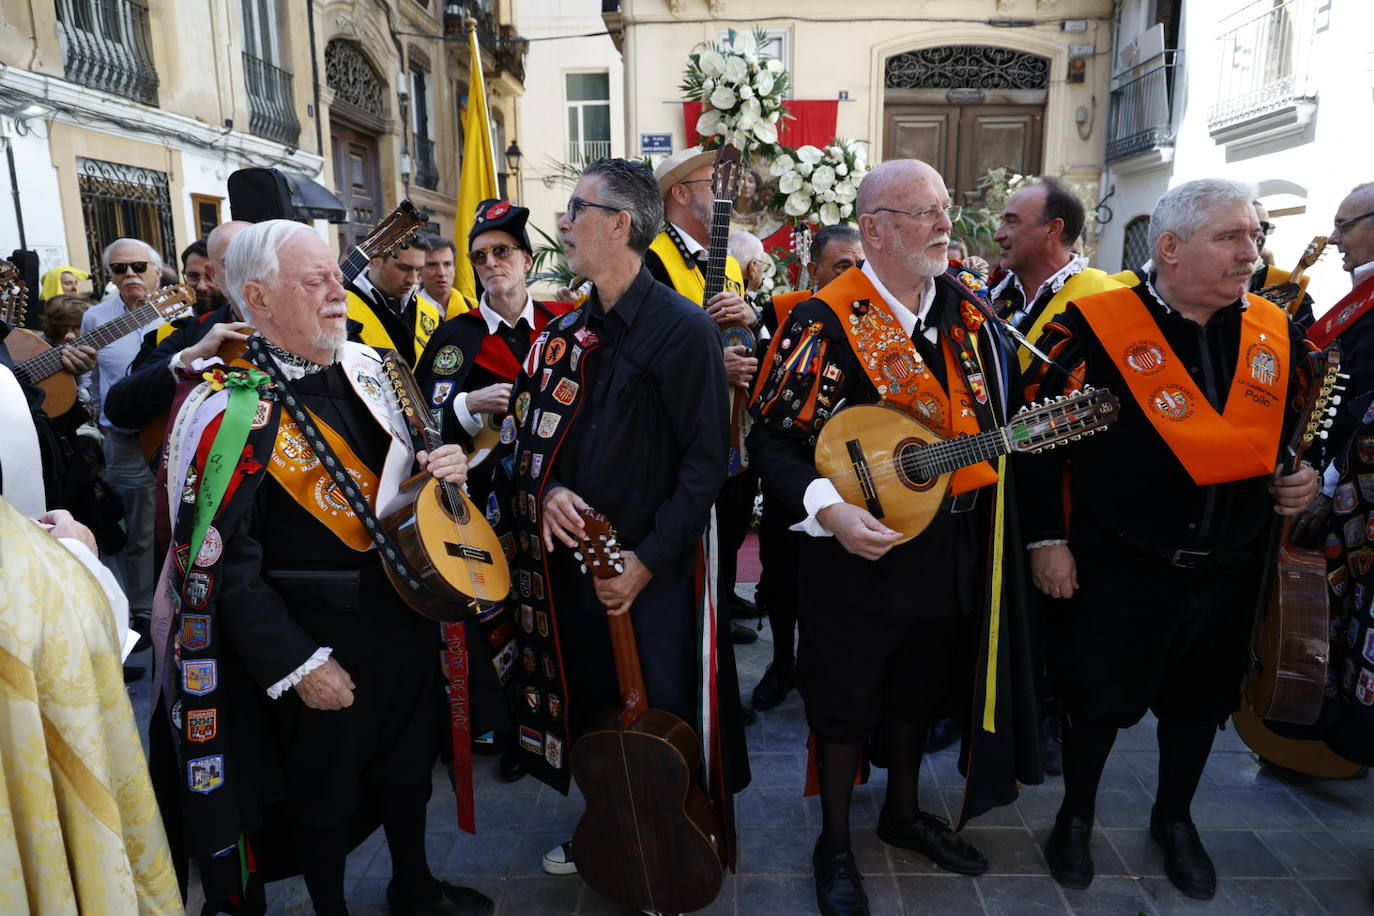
1023;178;1318;900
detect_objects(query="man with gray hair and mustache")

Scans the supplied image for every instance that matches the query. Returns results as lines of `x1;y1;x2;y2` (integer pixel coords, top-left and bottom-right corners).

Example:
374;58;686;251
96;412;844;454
1022;178;1319;900
748;159;1035;916
151;220;490;915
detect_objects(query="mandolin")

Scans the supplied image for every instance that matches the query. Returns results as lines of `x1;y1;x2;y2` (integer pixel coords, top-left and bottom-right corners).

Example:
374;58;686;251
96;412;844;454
815;388;1120;544
569;508;725;915
9;283;195;416
1246;347;1344;724
377;350;511;620
1257;236;1327;317
703;145;752;476
0;261;28;327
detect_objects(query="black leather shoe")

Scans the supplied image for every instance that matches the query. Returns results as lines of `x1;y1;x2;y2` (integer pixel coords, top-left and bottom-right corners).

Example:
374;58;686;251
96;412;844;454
813;842;869;916
386;879;494;916
728;595;759;619
1149;808;1216;900
731;623;758;645
1044;813;1093;889
498;746;527;782
877;810;988;875
1040;712;1063;776
923;716;960;754
750;661;794;710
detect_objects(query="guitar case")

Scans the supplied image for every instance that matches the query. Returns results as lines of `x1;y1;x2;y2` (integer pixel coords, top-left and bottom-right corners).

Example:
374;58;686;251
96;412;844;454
228;168;296;222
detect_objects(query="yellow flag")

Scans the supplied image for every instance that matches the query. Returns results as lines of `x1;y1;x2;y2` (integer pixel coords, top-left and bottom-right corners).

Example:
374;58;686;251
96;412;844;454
456;26;499;301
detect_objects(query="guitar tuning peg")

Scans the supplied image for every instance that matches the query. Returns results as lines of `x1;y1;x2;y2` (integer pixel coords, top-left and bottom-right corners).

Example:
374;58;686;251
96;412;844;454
579;564;588;574
1319;431;1329;439
1331;396;1343;405
1323;419;1334;428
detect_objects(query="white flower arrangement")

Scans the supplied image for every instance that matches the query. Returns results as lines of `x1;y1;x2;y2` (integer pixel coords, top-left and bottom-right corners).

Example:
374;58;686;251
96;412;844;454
767;139;869;227
680;29;791;162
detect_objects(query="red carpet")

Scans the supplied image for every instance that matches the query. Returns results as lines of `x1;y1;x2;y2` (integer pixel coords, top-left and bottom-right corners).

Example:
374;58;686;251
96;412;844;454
736;531;761;583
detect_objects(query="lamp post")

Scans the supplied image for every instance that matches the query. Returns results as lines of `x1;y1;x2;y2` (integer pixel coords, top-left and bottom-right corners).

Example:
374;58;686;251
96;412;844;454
504;140;523;203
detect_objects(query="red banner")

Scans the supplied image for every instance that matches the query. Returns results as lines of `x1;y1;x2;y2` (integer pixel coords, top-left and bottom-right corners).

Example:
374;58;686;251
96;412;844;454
682;99;840;153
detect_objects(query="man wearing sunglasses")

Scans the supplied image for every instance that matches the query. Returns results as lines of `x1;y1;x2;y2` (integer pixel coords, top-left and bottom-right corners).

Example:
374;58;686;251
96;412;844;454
79;237;169;648
345;240;440;368
748;160;1032;915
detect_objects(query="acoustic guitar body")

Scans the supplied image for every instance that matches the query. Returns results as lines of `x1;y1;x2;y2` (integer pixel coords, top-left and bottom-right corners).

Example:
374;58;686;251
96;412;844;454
813;402;951;545
379;471;510;620
1231;705;1363;780
466;412;502;468
572;707;724;913
4;329;77;416
1247;534;1329;724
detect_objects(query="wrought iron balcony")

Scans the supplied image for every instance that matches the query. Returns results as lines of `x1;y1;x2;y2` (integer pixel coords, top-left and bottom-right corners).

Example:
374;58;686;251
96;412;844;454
567;139;612;166
243;52;301;147
55;0;159;105
413;136;440;190
1208;0;1317;131
442;2;527;84
1106;51;1180;164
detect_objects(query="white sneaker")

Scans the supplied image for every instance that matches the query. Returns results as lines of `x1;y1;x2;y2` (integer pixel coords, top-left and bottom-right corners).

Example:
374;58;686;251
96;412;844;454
542;840;577;875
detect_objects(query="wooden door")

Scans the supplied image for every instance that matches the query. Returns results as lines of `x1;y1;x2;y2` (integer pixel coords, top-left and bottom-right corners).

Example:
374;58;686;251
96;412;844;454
331;122;382;252
883;104;1043;205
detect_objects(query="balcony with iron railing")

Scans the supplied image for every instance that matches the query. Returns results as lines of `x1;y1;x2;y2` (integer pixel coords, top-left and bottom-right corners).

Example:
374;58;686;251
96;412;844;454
567;139;611;166
55;0;159;105
243;52;301;147
442;2;527;84
1106;51;1180;165
1208;0;1317;136
413;136;440;190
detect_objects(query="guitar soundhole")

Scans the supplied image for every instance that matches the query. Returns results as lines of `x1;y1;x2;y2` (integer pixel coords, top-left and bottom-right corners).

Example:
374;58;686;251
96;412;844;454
893;437;936;492
434;484;471;524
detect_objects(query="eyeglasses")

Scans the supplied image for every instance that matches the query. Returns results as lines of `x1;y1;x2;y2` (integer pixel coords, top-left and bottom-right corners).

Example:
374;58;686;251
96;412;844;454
470;243;518;266
1334;209;1374;233
566;197;622;222
868;204;963;227
1258;221;1276;237
109;261;149;275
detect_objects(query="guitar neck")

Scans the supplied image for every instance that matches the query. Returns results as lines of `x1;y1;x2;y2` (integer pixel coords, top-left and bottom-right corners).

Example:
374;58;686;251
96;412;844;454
16;301;160;383
913;426;1010;477
606;612;650;725
700;198;733;304
341;247;372;286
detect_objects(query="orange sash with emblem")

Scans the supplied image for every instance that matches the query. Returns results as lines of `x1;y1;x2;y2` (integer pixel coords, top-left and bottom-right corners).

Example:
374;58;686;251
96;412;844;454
814;269;997;494
266;408;379;549
1074;288;1288;486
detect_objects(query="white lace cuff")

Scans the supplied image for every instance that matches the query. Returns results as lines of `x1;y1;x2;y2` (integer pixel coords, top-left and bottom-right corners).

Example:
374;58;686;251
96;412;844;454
791;477;844;537
267;646;333;699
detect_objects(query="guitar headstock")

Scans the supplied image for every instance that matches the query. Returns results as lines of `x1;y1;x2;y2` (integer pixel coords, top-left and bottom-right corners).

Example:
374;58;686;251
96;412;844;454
711;145;743;205
1009;386;1121;453
146;284;196;321
358;200;430;262
1295;236;1328;274
1298;347;1344;452
573;507;624;579
380;350;432;439
0;261;27;327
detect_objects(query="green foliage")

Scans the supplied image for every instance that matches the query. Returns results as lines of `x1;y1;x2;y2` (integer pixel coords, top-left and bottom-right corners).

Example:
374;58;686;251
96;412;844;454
529;223;574;288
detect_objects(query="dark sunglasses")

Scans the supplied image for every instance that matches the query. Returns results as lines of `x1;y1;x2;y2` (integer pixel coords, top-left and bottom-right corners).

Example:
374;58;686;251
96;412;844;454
109;261;149;275
470;243;519;266
566;197;621;222
1258;221;1276;237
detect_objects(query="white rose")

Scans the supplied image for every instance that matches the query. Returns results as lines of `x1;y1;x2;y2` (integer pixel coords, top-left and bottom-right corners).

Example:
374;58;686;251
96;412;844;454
698;50;726;78
739;85;755;101
833;181;857;204
779;171;803;194
797;162;813;177
703;77;715;92
767;58;783;73
754;71;775;97
752;120;778;145
784;190;812;217
820;202;841;226
710;85;737;110
715;122;728;136
723;55;749;85
797;145;823;164
811;165;836;191
840;203;853;217
697;110;724;135
769;156;794;177
822;189;837;202
835;163;848;176
827;145;843;158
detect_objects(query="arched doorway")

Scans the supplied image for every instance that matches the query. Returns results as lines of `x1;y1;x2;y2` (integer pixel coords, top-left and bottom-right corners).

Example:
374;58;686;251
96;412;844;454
326;39;387;251
882;46;1048;204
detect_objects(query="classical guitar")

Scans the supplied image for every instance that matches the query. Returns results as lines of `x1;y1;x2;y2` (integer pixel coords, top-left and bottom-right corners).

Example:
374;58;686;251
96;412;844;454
140;200;432;458
1257;235;1327;317
569;508;725;915
702;145;751;475
377;350;511;620
9;284;195;417
0;261;28;327
815;388;1120;544
1246;347;1344;724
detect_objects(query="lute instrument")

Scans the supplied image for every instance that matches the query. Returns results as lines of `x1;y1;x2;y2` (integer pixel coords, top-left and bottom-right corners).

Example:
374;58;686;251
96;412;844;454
702;145;752;476
9;283;195;416
0;261;28;327
377;350;510;620
815;388;1120;544
1245;347;1344;724
1257;236;1326;317
140;200;432;458
569;507;725;914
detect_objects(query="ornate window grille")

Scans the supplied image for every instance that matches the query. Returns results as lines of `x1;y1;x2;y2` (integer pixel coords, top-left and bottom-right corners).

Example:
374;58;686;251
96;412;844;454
1121;215;1152;274
1208;0;1316;130
54;0;159;105
414;137;440;190
325;39;385;120
884;46;1049;90
77;158;176;291
244;52;301;147
1106;51;1181;163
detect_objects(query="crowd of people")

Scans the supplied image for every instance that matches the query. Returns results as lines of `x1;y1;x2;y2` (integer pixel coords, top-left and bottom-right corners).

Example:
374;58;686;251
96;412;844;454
4;154;1374;916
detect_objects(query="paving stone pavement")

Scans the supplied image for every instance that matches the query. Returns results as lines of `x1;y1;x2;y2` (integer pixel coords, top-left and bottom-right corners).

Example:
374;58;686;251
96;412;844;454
129;588;1374;915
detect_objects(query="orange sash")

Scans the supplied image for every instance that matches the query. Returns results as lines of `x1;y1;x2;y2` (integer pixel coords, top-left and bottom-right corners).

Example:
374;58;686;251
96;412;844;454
814;268;997;495
266;409;379;549
1074;287;1288;486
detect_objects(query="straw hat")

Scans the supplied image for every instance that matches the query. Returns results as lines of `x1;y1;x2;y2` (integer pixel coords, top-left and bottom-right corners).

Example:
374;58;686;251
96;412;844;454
653;146;717;198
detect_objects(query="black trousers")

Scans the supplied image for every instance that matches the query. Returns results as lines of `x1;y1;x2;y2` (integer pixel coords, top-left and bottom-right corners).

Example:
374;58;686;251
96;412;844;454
715;470;759;610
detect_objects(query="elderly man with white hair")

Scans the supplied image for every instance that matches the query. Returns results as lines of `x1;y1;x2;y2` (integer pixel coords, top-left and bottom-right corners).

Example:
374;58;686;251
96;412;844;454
1022;179;1319;900
151;220;491;916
